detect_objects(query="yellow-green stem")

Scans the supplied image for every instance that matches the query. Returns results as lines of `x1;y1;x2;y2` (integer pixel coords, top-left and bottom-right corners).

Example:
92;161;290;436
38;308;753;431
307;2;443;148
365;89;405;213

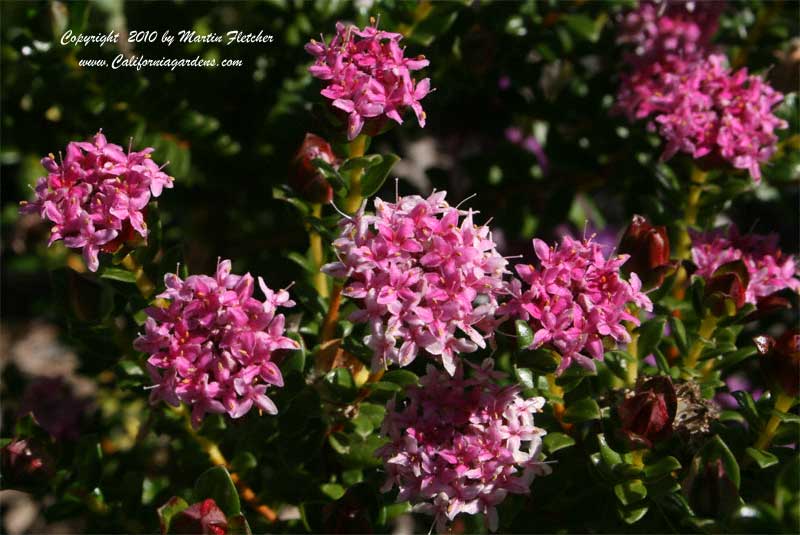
684;314;718;372
343;134;368;214
626;332;640;387
754;393;794;451
675;168;707;261
309;203;328;298
120;253;155;298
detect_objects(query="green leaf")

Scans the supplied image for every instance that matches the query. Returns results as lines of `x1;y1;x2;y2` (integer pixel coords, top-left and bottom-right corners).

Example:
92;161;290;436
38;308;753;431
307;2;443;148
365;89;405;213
597;434;623;468
339;154;382;172
563;13;606;43
614;479;648;506
311;157;346;191
517;348;559;374
643;456;681;480
77;435;103;487
702;435;741;489
299;501;325;533
563;398;601;423
193;466;241;517
617;503;649;524
515;319;533;350
514;366;534;389
733;391;763;431
381;369;419;387
775;454;800;516
715;346;757;370
99;267;137;283
227;513;253;535
230;452;258;475
360;153;400;197
157;496;189;535
637;317;666;359
745;447;779;469
543;432;575;454
324;367;357;401
668;316;688;355
320;483;346;500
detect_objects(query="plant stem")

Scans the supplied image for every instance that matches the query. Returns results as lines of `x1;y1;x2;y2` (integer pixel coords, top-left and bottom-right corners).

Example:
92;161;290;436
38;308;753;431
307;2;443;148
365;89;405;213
343;134;368;214
120;253;155;298
675;167;707;261
754;393;794;451
626;332;640;387
683;314;718;372
308;203;328;299
185;412;278;523
316;283;343;372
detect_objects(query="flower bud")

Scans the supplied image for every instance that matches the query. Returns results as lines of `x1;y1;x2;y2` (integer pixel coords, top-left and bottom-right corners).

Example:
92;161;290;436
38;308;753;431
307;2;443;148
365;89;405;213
684;458;738;519
171;498;228;535
756;329;800;397
703;260;749;316
289;133;337;204
619;376;677;447
619;215;675;290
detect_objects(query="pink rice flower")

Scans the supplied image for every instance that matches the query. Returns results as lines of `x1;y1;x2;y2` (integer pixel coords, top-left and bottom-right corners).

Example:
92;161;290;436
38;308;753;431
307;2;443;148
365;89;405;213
306;20;432;140
502;235;652;374
19;131;173;271
651;54;787;181
615;0;722;121
691;225;800;304
377;360;550;533
322;191;508;375
134;259;299;428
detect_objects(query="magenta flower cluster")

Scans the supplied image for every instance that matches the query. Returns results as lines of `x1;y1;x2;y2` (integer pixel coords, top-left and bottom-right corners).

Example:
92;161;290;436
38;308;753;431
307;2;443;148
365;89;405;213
616;2;787;180
134;260;299;427
615;0;721;121
19;132;172;271
503;236;652;373
377;360;550;532
691;225;800;304
306;21;431;140
323;192;508;375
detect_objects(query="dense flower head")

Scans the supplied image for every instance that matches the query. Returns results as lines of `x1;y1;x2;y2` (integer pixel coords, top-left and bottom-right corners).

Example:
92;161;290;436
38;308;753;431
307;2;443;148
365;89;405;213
322;191;508;375
651;55;787;180
615;0;722;121
305;20;432;140
503;235;652;373
134;259;299;427
377;360;550;532
19;131;173;271
691;225;799;304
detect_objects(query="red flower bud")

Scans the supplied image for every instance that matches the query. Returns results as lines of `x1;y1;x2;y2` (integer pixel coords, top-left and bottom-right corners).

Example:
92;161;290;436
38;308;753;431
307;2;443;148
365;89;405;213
703;260;749;316
171;498;228;535
619;376;677;447
289;133;337;204
618;215;675;290
684;458;739;519
756;329;800;397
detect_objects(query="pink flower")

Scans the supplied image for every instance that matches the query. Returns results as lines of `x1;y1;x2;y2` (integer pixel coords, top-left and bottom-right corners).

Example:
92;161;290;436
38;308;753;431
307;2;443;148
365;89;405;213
691;225;800;304
19;131;173;271
306;21;432;140
502;235;652;373
323;192;508;375
377;360;550;532
134;260;299;428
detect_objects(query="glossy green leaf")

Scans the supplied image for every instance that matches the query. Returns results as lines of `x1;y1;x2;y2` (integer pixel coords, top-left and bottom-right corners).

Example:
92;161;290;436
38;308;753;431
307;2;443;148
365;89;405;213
637;317;666;359
668;316;688;354
562;398;600;423
515;319;533;350
543;432;575;454
99;267;137;283
157;496;189;535
643;456;681;480
614;479;648;506
382;369;419;387
361;153;400;197
745;447;779;469
193;466;241;517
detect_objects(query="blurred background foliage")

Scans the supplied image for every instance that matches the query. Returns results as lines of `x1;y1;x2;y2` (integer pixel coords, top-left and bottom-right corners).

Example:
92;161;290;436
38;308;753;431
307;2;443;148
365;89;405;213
1;0;798;533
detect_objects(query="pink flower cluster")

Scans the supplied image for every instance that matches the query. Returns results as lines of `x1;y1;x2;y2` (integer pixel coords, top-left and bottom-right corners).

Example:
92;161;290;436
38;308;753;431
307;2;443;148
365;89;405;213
652;55;788;180
616;3;787;180
306;21;432;140
134;259;299;427
19;131;172;271
691;225;799;303
322;192;508;375
504;236;652;373
377;361;550;532
615;0;721;120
